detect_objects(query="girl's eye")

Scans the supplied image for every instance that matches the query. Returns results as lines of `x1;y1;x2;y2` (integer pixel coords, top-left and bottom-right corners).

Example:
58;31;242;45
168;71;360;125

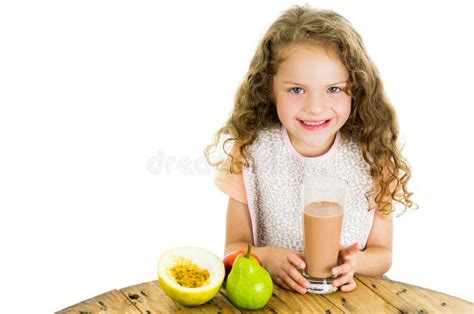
289;87;304;94
328;87;341;94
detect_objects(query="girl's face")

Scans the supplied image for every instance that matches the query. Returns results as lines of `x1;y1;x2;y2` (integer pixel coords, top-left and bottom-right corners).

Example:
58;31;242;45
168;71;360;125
272;44;352;157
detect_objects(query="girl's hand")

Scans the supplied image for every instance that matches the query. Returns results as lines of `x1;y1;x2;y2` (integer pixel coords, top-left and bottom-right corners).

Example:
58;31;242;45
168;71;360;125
331;242;360;292
261;247;309;294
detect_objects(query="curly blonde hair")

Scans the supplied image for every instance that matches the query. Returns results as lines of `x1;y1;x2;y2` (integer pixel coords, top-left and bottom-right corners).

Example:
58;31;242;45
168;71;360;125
205;5;415;215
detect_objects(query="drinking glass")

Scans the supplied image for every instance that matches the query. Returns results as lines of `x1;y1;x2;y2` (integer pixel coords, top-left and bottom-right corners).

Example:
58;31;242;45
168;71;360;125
301;175;347;294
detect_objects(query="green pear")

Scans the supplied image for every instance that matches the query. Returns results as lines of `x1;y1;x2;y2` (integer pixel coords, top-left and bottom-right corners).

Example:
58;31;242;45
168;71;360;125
226;244;273;310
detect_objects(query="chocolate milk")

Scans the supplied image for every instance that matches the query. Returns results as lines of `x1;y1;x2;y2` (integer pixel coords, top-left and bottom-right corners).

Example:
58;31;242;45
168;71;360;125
303;201;344;278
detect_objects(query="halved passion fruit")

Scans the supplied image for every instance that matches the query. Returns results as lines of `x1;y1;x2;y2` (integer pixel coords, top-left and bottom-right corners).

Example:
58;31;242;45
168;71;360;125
158;246;225;306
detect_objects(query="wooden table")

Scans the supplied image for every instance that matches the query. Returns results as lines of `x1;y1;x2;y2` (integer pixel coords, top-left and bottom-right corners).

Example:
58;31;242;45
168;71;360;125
57;275;473;313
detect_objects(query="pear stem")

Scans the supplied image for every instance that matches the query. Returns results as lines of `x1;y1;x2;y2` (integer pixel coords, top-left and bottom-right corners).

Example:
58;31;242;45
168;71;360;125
245;243;252;258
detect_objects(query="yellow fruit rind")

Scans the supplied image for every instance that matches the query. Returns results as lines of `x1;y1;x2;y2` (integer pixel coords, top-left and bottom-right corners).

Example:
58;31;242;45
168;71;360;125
158;276;222;306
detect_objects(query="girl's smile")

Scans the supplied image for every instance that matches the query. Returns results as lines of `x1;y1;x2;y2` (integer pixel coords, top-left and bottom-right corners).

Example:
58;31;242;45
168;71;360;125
298;118;332;131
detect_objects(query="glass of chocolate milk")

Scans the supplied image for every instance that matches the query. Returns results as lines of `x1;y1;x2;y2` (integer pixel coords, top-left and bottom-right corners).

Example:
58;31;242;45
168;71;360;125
301;175;347;294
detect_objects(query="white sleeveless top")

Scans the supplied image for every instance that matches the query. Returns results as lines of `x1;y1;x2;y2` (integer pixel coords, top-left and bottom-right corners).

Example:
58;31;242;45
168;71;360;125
242;125;375;251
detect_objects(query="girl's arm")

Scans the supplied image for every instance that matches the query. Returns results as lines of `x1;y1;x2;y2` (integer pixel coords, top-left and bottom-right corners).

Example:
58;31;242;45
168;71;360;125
350;164;395;277
355;209;393;276
224;197;255;255
224;197;272;264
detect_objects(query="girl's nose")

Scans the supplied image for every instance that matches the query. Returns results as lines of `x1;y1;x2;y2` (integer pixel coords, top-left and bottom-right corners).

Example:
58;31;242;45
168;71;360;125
304;93;326;114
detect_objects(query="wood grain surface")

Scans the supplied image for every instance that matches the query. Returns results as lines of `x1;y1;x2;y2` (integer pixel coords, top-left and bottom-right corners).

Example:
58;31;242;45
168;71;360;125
57;275;474;313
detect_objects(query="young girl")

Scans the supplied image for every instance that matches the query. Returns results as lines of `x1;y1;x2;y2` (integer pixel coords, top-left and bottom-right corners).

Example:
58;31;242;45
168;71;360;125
205;5;415;294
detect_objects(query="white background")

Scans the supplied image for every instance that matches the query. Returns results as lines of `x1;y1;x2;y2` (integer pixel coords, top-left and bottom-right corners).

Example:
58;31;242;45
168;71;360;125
1;0;473;312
